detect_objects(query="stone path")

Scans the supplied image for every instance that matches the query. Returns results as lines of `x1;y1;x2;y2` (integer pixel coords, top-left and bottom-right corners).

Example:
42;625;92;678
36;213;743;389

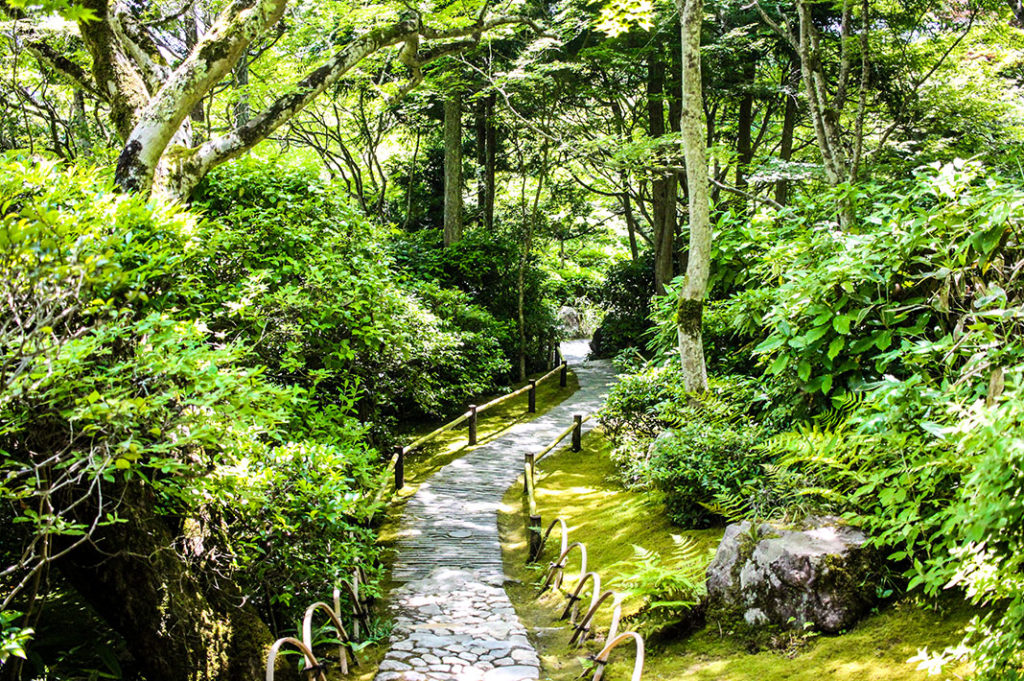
375;340;616;681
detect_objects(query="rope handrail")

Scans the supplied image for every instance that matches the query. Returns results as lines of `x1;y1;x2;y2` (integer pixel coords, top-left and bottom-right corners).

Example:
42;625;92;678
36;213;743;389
536;413;593;466
523;412;592;525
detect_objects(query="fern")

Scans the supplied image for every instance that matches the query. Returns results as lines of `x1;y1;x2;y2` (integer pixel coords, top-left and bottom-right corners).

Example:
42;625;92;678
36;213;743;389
607;538;711;637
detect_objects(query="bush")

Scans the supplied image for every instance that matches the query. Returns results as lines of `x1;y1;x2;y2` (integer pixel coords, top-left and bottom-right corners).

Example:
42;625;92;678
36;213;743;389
389;226;557;377
647;420;766;527
0;156;395;674
193;159;510;431
600;362;771;526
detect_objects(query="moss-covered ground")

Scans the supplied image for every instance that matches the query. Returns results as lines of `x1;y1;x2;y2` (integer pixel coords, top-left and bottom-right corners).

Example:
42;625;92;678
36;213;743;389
498;429;976;681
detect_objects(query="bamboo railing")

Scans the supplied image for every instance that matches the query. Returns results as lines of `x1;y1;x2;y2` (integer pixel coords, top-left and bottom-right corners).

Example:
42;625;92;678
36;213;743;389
383;354;570;492
521;416;647;681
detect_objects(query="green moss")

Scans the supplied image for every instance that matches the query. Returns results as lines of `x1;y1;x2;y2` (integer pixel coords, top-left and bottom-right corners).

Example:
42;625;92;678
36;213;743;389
676;297;703;338
498;429;977;681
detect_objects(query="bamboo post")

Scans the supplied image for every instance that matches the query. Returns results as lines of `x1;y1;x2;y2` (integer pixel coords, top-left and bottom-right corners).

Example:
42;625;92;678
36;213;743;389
524;452;535;494
528;380;537;413
394;445;404;490
560;361;568;388
528;514;542;563
572;414;582;451
468;404;478;445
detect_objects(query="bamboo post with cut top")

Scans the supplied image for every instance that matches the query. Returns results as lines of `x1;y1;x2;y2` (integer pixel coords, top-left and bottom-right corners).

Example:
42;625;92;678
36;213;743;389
528;380;537;413
560;360;568;388
528;514;542;563
394;445;404;490
572;414;582;451
468;404;478;445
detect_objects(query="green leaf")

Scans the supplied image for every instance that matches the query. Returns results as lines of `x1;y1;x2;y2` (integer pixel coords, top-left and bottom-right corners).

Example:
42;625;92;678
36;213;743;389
754;334;786;354
797;360;811;382
768;354;789;375
832;315;852;335
827;336;845;360
805;325;830;344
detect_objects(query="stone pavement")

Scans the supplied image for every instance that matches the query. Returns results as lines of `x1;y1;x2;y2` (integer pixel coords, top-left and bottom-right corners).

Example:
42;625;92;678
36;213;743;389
375;340;617;681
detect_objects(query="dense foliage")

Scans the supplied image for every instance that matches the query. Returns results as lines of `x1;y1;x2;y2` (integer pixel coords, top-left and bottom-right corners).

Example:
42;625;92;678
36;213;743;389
6;0;1024;677
0;155;527;677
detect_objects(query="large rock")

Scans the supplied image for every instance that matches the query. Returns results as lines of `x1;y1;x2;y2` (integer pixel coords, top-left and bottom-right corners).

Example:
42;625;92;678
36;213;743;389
558;306;583;338
706;520;876;633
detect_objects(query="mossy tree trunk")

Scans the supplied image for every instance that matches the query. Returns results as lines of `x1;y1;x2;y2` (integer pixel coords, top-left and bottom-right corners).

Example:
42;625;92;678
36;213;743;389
674;0;710;393
57;482;274;681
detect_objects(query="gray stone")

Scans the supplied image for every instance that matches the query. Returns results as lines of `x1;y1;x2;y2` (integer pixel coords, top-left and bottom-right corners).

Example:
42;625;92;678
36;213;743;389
379;660;412;672
706;519;877;633
483;666;538;681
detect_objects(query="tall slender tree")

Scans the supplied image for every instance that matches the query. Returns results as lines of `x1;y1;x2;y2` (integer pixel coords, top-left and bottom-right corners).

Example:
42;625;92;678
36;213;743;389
675;0;711;392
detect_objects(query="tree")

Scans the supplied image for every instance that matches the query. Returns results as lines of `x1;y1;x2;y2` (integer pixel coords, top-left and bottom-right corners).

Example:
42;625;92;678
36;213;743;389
9;0;539;200
674;0;711;393
444;94;464;245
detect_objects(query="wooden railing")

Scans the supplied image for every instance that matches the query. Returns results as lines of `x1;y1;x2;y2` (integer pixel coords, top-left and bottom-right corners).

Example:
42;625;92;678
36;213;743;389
520;418;646;681
384;357;570;491
522;412;591;552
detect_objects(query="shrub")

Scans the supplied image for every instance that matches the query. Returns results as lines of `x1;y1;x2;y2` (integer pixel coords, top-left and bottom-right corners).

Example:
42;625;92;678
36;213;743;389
600;362;771;526
646;420;766;527
193;159;510;431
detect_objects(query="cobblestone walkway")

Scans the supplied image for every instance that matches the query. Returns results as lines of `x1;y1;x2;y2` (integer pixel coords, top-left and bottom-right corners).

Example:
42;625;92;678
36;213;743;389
375;341;616;681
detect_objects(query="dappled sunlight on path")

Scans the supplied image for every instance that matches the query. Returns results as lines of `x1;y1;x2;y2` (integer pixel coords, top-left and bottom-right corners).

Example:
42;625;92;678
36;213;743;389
375;340;616;681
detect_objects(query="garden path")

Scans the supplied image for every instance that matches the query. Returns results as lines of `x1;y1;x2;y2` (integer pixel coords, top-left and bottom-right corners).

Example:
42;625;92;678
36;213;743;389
374;340;616;681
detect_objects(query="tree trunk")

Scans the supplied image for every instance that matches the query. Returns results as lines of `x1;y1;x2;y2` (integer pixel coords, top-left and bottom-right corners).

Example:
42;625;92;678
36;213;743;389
475;97;486;221
484;95;497;230
58;483;273;681
443;95;463;247
621;190;640;261
404;127;420;229
648;50;672;295
674;0;710;393
736;57;755;192
71;88;91;156
775;61;799;206
234;57;250;127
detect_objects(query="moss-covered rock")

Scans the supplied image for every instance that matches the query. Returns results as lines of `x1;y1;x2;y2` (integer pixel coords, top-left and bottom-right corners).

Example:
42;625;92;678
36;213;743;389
706;519;877;633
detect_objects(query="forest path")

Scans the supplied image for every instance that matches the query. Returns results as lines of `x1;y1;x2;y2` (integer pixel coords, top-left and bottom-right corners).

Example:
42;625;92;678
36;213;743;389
374;340;617;681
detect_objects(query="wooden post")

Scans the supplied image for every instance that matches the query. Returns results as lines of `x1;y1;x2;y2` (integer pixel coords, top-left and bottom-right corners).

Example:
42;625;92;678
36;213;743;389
468;404;478;445
394;445;405;490
528;379;537;413
528;514;543;563
524;452;535;494
560;360;568;388
572;414;582;451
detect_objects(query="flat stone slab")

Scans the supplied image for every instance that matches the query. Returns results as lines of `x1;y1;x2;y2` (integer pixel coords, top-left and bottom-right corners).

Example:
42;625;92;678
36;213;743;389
374;341;616;681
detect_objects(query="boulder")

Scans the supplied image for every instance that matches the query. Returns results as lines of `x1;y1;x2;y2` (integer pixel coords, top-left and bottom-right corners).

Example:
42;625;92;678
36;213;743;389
706;519;876;633
558;306;582;338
